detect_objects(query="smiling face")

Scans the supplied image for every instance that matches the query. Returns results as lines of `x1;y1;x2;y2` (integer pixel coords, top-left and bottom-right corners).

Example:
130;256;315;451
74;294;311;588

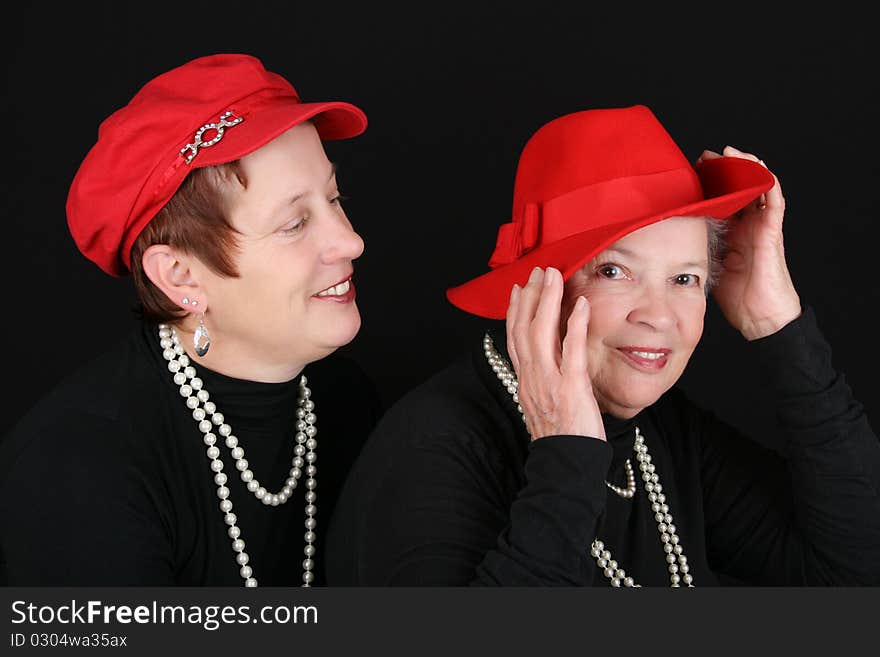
560;216;709;418
193;121;364;378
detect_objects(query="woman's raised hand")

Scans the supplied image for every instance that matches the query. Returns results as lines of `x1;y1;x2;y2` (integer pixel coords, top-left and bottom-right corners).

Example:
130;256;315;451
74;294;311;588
505;267;607;442
697;146;802;340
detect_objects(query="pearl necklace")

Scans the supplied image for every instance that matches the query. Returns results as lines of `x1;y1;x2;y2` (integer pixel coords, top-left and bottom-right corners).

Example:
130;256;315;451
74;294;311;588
483;333;693;587
159;324;318;587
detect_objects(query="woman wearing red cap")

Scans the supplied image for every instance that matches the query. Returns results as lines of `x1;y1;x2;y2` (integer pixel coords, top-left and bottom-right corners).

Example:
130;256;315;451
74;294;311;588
327;106;880;586
0;54;380;586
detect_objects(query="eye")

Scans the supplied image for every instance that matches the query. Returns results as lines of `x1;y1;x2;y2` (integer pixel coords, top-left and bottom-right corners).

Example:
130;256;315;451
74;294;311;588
596;263;627;280
674;273;701;287
330;193;348;207
280;217;308;234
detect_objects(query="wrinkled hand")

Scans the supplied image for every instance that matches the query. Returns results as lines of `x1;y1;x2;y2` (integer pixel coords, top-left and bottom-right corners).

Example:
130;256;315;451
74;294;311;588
505;267;606;442
697;146;802;340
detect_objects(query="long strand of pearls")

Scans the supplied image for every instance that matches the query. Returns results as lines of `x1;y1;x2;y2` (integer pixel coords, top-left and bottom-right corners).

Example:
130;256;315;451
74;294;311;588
483;333;693;587
589;428;692;587
159;324;318;587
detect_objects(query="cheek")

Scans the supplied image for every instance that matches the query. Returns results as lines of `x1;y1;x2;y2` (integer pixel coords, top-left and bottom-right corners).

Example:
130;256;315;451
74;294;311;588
680;300;706;348
239;243;311;296
561;278;609;327
583;289;624;330
582;297;622;362
559;287;583;329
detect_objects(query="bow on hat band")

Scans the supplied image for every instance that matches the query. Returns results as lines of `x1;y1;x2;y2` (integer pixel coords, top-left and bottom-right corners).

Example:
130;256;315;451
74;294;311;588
489;203;540;268
487;167;704;268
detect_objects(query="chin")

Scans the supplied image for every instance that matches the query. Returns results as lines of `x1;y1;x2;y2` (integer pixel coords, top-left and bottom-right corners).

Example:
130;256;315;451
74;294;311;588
603;382;669;418
320;313;362;352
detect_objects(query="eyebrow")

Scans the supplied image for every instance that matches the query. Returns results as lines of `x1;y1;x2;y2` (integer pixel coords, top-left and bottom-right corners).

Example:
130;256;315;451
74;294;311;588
276;162;338;211
599;246;708;271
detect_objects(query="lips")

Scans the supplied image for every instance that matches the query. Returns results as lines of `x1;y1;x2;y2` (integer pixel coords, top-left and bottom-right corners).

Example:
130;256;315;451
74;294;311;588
313;275;356;303
315;277;351;297
616;347;670;370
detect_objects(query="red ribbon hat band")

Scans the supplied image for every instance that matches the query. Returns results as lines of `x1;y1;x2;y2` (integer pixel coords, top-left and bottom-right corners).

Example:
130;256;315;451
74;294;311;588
66;54;368;277
447;105;775;320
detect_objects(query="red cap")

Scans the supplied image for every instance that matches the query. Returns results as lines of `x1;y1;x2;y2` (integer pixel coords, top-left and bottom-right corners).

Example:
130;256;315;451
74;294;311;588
66;53;368;276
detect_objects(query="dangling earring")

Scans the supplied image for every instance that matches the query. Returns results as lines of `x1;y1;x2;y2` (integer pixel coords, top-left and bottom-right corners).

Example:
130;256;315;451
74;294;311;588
194;312;211;357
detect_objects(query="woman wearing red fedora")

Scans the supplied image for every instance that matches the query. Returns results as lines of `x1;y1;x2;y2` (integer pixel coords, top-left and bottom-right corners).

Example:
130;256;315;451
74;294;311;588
328;105;880;586
0;54;381;586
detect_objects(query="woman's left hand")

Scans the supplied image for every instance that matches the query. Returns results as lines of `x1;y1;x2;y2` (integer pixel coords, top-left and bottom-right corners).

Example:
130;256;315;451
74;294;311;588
696;146;802;340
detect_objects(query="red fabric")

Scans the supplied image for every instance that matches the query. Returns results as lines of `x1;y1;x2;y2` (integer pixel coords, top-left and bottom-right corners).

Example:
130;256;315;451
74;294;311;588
488;202;541;267
66;54;367;276
447;105;775;319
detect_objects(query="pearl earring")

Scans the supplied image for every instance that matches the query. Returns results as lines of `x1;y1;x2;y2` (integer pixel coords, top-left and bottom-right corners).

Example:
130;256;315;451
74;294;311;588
182;297;190;305
194;312;211;357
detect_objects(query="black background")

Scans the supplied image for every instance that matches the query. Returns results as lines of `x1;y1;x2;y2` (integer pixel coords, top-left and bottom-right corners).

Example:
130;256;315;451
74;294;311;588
2;2;877;448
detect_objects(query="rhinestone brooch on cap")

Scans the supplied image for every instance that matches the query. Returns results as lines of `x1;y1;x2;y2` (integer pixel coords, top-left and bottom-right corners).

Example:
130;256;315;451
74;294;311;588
181;111;244;164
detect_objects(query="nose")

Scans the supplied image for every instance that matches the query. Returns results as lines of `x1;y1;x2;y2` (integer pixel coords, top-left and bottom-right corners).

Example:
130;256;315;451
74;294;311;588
626;283;676;332
319;208;365;265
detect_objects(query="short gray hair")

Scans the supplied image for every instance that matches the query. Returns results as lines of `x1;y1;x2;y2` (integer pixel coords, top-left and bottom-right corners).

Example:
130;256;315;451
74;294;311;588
705;216;729;295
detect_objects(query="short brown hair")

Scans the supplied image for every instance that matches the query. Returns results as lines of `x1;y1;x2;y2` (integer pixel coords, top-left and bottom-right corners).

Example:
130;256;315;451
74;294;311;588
130;161;248;324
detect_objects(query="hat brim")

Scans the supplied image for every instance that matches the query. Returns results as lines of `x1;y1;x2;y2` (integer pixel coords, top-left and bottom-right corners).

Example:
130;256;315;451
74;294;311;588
446;157;775;319
189;99;367;168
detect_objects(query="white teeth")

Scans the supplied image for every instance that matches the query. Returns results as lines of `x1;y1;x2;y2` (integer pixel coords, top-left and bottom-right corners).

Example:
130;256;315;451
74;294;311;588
626;350;665;360
317;279;350;297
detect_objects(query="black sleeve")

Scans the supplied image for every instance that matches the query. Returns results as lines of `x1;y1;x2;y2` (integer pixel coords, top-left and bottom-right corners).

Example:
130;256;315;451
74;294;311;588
0;412;176;585
356;427;613;586
475;436;613;585
697;305;880;584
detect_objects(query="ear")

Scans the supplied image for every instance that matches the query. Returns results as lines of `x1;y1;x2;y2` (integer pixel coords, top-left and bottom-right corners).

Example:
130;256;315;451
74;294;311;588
141;244;209;313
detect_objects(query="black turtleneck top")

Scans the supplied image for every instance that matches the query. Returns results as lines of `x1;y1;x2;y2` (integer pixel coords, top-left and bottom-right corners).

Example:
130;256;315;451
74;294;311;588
325;306;880;585
0;322;381;586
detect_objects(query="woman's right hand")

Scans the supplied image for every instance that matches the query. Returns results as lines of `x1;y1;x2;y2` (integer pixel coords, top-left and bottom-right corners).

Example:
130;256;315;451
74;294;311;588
505;266;607;442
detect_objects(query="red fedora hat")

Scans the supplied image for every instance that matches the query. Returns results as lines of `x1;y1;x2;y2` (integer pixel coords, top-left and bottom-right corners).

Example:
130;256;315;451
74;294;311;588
446;105;775;319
